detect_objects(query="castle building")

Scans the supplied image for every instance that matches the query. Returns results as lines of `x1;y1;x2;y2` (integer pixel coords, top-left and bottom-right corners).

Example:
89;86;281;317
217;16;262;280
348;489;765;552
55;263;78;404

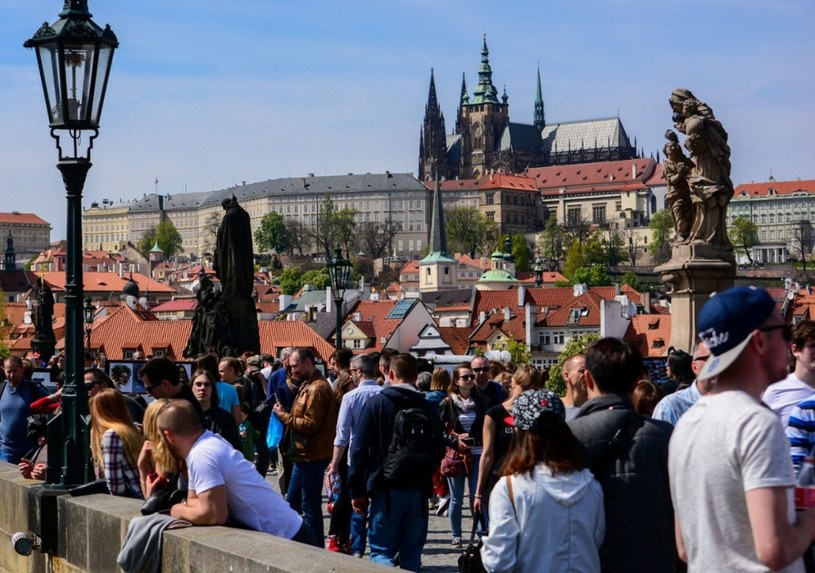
419;35;640;181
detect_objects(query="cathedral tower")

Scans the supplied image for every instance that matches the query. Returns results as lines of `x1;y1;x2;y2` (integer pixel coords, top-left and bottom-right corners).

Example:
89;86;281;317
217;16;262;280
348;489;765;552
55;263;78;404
418;69;448;182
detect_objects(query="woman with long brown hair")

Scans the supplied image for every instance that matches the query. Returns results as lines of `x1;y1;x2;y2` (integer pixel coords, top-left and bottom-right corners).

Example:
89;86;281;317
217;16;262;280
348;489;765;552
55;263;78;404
440;363;488;546
89;388;144;498
137;398;186;499
481;389;604;572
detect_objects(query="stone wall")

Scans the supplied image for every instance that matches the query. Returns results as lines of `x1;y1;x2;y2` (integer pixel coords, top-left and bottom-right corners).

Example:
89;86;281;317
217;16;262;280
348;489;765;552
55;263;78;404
0;463;383;573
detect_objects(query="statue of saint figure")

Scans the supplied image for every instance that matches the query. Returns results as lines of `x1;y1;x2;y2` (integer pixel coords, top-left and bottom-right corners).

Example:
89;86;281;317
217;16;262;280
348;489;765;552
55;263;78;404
30;279;55;343
666;89;733;247
213;195;254;299
183;270;235;358
663;130;694;243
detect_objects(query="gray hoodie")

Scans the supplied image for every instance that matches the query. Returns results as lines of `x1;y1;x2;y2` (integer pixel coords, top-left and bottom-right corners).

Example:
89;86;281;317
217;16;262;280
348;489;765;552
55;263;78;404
481;464;605;573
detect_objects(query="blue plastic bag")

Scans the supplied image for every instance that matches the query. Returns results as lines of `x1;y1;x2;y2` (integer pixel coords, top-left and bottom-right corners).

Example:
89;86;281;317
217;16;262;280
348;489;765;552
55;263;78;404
266;412;284;449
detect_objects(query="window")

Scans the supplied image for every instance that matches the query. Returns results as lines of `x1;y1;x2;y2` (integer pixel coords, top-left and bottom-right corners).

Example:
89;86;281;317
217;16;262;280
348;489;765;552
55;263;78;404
568;207;581;224
592;205;606;223
553;331;565;345
485;193;494;205
615;201;622;211
123;349;136;359
486;212;495;221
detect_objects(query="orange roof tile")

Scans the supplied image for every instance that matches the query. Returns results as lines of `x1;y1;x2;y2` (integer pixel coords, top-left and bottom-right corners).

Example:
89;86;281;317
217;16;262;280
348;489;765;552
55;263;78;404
0;212;50;226
151;299;197;312
529;158;658;197
40;271;176;294
258;321;335;362
438;327;473;355
624;315;672;358
733;179;815;198
541;293;604;327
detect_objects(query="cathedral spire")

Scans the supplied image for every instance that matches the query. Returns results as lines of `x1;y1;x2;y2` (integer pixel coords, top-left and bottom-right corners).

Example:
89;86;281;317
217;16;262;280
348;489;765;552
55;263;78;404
471;33;499;104
421;172;455;264
455;73;469;134
534;62;545;131
419;68;448;181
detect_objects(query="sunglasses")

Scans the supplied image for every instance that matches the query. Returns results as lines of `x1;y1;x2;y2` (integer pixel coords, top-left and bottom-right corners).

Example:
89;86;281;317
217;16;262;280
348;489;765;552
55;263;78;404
193;381;213;388
472;367;489;373
758;323;792;342
459;374;476;381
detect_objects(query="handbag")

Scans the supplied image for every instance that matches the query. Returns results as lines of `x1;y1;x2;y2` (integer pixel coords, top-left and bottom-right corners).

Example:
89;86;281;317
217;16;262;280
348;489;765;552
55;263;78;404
266;411;284;449
441;446;472;478
458;512;487;573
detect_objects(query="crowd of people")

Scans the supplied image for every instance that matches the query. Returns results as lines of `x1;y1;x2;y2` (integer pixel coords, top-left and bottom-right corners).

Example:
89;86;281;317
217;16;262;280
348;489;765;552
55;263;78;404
3;284;815;571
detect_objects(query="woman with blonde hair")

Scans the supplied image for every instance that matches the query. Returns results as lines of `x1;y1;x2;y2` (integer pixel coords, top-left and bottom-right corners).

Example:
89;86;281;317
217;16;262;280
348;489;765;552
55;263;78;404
137;398;185;499
89;388;144;498
473;364;541;518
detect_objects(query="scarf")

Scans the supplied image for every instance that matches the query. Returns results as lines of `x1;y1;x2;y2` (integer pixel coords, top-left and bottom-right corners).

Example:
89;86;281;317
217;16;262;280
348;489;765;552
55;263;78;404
450;392;476;413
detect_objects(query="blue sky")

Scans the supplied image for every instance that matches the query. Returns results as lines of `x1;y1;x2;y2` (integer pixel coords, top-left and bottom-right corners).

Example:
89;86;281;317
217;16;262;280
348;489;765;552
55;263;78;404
1;0;813;240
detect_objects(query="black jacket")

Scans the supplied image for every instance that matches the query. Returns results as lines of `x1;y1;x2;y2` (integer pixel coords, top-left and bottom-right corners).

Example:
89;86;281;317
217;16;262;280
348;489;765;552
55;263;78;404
203;406;242;451
568;394;675;573
439;393;488;450
348;385;444;498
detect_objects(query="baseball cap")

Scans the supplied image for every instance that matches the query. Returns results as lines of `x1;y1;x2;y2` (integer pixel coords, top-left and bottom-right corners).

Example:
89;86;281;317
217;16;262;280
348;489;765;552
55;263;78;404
246;356;261;371
513;389;565;430
696;286;776;380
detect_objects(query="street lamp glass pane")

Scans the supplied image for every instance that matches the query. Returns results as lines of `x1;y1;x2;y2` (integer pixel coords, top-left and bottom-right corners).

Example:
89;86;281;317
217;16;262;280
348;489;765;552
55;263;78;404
35;43;61;125
89;43;113;125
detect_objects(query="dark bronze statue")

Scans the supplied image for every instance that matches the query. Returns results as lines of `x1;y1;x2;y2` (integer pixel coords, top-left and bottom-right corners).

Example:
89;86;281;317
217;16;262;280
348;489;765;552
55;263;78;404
214;195;254;298
183;270;235;359
31;278;55;344
665;89;733;247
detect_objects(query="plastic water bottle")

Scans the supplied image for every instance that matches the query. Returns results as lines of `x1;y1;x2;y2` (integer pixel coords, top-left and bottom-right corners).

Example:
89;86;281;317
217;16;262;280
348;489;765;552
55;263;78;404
795;455;815;509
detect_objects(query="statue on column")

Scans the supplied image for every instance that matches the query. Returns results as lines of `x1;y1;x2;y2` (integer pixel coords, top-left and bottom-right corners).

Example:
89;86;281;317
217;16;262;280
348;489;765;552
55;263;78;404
213;195;254;299
31;279;55;344
665;89;733;247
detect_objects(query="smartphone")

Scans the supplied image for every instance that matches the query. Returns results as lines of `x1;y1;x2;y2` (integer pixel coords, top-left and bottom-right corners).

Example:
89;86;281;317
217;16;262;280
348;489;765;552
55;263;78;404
462;438;475;447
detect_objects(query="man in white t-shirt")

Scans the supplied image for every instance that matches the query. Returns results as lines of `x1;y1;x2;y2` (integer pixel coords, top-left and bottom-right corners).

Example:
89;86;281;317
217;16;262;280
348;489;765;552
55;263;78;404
157;400;315;545
763;319;815;427
670;286;815;572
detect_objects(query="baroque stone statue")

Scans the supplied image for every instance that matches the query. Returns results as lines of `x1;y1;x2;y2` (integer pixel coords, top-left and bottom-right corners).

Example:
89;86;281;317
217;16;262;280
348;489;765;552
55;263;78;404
183;270;235;359
665;88;733;247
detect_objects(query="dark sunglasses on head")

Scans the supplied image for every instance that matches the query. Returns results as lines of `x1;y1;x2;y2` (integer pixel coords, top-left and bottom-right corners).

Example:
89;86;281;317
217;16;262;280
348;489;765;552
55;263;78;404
758;322;792;342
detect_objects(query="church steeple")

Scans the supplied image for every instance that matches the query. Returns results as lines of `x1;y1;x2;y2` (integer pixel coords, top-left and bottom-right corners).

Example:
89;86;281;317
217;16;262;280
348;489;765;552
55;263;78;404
418;68;448;181
4;232;15;272
419;172;457;292
534;63;545;131
427;173;451;258
455;73;469;134
471;34;499;105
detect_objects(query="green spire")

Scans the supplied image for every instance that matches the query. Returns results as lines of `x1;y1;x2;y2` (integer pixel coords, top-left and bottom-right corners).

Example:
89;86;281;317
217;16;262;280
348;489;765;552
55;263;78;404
420;172;456;265
470;33;499;105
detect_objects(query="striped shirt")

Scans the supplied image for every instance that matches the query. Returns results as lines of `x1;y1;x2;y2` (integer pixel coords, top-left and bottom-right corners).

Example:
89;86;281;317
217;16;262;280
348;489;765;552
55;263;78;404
786;395;815;475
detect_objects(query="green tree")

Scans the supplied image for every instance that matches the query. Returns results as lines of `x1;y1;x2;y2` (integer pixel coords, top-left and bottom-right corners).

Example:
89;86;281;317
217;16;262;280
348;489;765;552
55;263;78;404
728;216;757;265
301;268;330;290
137;220;183;259
570;265;612;286
446;207;498;257
310;197;357;256
285;219;311;256
621;270;641;291
546;333;600;396
495;338;531;364
511;234;533;272
254;212;290;254
278;267;303;295
356;220;401;260
562;239;586;279
537;216;564;264
602;231;627;266
648;209;673;264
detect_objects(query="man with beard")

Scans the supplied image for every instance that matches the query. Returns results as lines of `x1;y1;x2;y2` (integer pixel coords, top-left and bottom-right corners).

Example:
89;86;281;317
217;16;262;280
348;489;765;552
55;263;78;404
273;347;337;548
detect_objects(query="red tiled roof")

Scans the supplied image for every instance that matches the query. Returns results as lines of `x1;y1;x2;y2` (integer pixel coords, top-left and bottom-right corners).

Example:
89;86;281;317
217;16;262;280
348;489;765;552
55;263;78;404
529;158;658;196
470;311;525;344
624;314;672;358
151;299;197;312
0;212;50;226
87;304;335;361
477;173;538;192
344;299;402;352
540;293;604;327
733;179;815;198
438;327;473;355
41;271;176;294
0;270;43;294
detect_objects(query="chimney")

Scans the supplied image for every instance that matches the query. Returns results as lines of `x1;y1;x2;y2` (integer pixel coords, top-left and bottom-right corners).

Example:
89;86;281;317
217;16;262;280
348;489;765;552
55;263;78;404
517;285;525;308
641;291;651;313
479;311;486;325
278;294;292;312
503;307;511;321
325;287;332;313
631;163;637;179
614;282;621;296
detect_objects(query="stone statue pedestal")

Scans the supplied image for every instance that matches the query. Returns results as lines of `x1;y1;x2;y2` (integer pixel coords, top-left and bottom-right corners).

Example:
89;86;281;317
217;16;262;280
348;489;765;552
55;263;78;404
31;338;56;363
656;242;736;352
223;295;260;356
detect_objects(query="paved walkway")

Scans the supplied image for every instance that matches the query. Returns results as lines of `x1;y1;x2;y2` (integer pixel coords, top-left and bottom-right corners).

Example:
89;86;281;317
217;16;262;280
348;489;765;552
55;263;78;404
265;469;472;571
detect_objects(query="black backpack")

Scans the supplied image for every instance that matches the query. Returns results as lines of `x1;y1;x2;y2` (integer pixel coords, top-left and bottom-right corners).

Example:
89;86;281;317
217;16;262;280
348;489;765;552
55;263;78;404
382;404;437;489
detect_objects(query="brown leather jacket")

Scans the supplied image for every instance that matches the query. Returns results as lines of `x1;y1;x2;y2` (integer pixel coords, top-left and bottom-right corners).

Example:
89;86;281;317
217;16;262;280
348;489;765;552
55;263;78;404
277;372;337;463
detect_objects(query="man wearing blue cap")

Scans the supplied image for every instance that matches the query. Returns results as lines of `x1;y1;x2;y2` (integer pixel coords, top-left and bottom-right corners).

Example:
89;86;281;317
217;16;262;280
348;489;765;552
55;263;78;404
670;286;815;572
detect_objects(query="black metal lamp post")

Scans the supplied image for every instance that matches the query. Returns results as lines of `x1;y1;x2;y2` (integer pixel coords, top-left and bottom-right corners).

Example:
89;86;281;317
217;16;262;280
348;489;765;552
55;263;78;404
327;247;353;350
25;0;118;486
83;297;94;354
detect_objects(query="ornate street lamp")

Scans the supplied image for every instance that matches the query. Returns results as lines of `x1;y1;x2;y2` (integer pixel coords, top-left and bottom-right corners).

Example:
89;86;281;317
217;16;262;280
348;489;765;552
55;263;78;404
25;0;118;486
83;297;94;354
327;247;353;350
